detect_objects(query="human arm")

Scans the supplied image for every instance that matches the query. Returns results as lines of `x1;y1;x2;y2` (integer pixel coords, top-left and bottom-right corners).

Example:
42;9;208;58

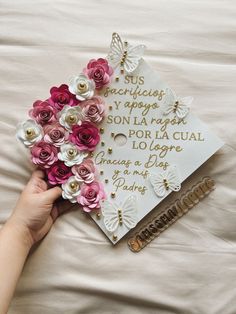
0;170;62;314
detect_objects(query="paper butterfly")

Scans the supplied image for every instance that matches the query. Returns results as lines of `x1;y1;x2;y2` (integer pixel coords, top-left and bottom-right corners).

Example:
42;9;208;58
162;88;193;119
107;32;146;74
101;195;138;233
149;166;181;198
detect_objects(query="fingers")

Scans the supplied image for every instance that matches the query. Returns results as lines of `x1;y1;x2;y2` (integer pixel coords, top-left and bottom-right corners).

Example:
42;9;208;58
25;169;47;193
42;186;62;203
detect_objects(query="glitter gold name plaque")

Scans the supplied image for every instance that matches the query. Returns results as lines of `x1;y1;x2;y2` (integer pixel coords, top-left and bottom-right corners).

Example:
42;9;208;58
127;177;215;252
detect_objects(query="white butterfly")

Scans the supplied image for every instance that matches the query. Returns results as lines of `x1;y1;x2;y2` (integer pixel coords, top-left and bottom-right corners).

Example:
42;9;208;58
149;166;181;198
107;32;146;74
162;88;193;119
101;195;138;233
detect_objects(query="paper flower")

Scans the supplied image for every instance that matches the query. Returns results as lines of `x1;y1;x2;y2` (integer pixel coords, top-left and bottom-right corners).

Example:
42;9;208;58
29;100;57;126
69;121;100;152
72;159;96;184
46;161;73;185
58;105;84;132
43;123;69;147
48;84;79;110
81;96;105;124
16;119;43;147
30;141;58;168
77;181;106;212
83;58;113;89
58;143;88;167
62;176;82;203
69;74;95;101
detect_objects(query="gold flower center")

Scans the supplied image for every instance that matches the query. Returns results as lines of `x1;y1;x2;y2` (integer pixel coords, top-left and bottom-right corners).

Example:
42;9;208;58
77;82;88;92
67;148;76;158
69;182;78;191
25;128;35;139
66;114;77;124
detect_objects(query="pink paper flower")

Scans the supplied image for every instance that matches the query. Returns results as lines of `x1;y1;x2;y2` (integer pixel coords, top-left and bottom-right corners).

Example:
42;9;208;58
46;161;73;185
48;84;79;110
29;100;57;126
81;96;105;124
30;141;58;168
72;159;96;184
84;58;113;89
44;123;69;147
69;121;100;152
78;181;106;212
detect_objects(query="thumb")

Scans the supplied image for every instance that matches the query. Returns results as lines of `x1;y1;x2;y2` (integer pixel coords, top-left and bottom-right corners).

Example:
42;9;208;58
42;186;62;203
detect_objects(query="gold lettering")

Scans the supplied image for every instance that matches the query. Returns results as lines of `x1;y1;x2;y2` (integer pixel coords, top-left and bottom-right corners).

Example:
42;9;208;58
155;131;169;140
106;115;130;125
94;151;132;169
151;117;187;131
128;129;151;139
149;141;183;158
124;101;159;116
103;86;165;101
173;132;205;141
113;177;148;195
144;154;169;170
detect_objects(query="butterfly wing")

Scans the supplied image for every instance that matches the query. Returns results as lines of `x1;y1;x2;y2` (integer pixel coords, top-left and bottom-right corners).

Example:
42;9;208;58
182;96;193;107
162;88;177;115
101;200;119;233
107;32;124;68
124;44;146;73
166;166;181;192
149;173;167;197
122;195;138;229
175;96;193;119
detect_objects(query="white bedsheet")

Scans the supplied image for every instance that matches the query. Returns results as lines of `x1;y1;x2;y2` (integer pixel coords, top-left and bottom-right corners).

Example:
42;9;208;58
0;0;236;313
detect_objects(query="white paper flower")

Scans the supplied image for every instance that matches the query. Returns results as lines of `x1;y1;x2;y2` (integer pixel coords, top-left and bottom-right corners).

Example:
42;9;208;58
69;74;95;101
58;143;88;167
16;119;43;147
58;105;84;132
62;176;82;203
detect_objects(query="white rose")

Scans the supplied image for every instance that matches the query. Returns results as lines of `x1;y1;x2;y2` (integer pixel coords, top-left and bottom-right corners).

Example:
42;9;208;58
58;105;84;132
69;74;95;101
58;143;88;167
62;176;82;203
16;119;43;147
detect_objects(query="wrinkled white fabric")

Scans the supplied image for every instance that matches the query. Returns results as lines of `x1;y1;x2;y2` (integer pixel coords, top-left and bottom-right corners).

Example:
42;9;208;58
0;0;235;313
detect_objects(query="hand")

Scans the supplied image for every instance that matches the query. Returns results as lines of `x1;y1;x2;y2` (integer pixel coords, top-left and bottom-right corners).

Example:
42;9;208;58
8;170;62;247
0;170;64;313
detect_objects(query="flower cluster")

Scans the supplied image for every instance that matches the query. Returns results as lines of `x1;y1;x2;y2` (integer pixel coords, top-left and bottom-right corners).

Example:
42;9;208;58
16;58;113;212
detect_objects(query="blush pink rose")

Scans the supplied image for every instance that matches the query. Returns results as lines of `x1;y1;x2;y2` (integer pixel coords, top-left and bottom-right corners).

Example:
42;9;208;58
30;141;58;168
44;123;69;147
48;84;79;110
81;96;105;124
46;161;73;185
77;181;106;212
29;100;57;126
69;121;100;152
83;58;113;89
72;159;96;184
